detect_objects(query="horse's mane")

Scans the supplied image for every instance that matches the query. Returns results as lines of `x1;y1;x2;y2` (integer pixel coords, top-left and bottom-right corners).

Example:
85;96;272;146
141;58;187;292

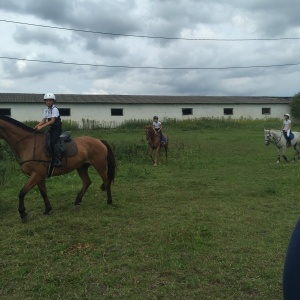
145;125;155;134
145;125;154;130
0;115;36;133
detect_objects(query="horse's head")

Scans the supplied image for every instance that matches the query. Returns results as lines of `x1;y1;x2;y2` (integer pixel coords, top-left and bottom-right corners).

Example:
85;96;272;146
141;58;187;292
264;129;272;146
145;125;154;141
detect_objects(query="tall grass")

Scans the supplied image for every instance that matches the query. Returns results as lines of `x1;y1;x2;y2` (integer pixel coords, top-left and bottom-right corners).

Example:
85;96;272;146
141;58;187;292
23;117;291;132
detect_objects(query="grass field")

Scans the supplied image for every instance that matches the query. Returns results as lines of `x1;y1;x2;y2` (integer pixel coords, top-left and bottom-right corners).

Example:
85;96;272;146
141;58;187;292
0;119;299;299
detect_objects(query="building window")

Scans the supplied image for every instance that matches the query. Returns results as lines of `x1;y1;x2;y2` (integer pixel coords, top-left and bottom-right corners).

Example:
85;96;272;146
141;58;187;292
0;108;11;116
182;108;193;116
224;108;233;115
59;108;71;116
262;108;271;115
111;108;123;116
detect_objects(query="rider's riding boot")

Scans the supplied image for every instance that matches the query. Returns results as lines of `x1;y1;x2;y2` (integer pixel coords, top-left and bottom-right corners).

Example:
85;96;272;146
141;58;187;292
159;132;164;145
287;140;291;147
53;157;63;168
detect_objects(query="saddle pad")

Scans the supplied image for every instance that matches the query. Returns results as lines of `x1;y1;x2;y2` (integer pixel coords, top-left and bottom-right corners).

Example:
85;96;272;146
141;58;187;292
63;140;78;157
44;138;78;157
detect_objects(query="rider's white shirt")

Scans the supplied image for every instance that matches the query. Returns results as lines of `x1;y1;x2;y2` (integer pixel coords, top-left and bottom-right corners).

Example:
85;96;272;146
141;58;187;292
153;121;161;129
283;119;291;131
43;105;60;119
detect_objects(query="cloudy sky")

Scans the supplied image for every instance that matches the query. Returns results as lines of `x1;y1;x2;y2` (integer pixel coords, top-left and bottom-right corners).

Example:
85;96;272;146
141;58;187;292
0;0;300;96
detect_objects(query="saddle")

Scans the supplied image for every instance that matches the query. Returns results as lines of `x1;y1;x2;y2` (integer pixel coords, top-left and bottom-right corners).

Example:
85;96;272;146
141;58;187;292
44;131;78;157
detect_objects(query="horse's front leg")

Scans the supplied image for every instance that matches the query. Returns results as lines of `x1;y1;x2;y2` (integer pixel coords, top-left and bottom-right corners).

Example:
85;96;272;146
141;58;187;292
149;147;155;163
282;146;288;162
18;173;42;222
154;147;160;167
277;148;280;163
37;180;52;215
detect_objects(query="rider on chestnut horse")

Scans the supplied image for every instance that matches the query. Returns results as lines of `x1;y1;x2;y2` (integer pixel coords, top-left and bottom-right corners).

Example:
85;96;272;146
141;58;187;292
152;116;165;145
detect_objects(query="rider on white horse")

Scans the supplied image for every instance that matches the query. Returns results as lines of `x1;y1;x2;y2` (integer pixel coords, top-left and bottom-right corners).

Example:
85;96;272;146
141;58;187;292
282;113;292;147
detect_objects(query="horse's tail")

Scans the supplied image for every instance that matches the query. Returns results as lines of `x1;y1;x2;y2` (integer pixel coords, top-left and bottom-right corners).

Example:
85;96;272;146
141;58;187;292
101;140;117;183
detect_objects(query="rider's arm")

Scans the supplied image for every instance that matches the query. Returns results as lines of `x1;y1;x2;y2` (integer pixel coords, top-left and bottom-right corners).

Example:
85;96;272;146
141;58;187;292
34;117;56;130
34;118;47;129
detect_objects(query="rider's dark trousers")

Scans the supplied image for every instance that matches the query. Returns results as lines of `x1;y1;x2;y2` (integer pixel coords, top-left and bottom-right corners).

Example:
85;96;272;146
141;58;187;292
49;124;62;155
283;130;291;144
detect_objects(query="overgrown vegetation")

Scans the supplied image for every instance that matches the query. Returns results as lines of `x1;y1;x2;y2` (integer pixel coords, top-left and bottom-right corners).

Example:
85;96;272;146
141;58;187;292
24;116;295;132
0;119;297;299
291;92;300;119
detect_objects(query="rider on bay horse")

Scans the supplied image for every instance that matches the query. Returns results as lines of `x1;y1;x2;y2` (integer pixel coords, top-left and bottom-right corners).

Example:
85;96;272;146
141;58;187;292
34;93;63;167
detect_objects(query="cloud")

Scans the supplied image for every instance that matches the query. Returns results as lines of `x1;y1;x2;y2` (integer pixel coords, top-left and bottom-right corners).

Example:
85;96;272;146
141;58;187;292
0;0;299;96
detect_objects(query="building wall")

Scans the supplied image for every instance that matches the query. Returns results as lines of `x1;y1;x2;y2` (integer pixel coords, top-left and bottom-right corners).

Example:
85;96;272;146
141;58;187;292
0;103;290;126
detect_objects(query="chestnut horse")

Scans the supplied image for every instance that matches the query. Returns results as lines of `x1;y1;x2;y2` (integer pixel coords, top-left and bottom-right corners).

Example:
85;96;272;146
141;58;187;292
0;115;116;222
145;125;168;166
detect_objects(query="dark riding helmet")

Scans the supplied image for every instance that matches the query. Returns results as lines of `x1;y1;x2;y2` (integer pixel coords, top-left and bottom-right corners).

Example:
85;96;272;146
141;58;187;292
153;116;158;120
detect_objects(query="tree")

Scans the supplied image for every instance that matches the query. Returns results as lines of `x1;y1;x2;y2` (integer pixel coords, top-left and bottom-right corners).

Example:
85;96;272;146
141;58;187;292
290;93;300;119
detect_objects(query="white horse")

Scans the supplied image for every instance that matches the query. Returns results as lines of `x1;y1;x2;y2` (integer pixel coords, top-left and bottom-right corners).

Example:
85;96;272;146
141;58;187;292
264;129;300;163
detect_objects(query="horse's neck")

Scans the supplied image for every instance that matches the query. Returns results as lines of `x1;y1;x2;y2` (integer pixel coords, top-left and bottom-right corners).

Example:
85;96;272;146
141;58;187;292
0;122;37;158
151;131;156;138
149;130;159;143
270;130;281;138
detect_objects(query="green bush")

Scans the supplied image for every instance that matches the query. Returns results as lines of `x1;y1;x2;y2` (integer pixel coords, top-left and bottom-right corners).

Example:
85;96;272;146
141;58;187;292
291;92;300;119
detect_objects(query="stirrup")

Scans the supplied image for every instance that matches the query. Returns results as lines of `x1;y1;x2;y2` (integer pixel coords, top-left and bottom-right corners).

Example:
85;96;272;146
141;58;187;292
53;158;63;168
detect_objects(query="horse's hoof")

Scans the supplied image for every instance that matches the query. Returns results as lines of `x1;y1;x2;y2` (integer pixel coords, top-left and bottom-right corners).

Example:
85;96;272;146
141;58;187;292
107;200;112;205
21;215;28;223
73;204;81;209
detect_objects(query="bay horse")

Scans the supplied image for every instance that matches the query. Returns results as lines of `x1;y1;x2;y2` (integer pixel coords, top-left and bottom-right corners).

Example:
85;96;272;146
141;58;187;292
145;125;168;166
264;129;300;163
0;115;116;221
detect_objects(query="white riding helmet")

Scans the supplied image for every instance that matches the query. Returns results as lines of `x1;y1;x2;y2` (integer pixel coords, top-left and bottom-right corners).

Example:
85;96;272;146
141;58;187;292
284;113;290;118
44;93;56;101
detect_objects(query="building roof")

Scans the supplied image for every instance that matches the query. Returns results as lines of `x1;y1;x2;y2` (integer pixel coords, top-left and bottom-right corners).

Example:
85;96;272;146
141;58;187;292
0;93;292;105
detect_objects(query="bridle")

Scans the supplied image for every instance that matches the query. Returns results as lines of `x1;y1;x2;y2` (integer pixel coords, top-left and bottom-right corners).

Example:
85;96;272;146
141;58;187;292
265;130;283;147
14;130;51;165
145;126;161;147
145;126;154;142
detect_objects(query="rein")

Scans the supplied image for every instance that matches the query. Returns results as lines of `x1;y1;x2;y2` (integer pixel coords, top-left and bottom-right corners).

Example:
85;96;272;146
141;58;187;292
14;130;51;165
19;159;51;165
267;130;283;147
146;128;158;145
274;132;283;147
15;130;38;144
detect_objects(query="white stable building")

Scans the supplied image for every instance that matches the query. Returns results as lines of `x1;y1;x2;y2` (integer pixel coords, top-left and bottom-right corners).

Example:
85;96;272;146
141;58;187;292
0;93;292;127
